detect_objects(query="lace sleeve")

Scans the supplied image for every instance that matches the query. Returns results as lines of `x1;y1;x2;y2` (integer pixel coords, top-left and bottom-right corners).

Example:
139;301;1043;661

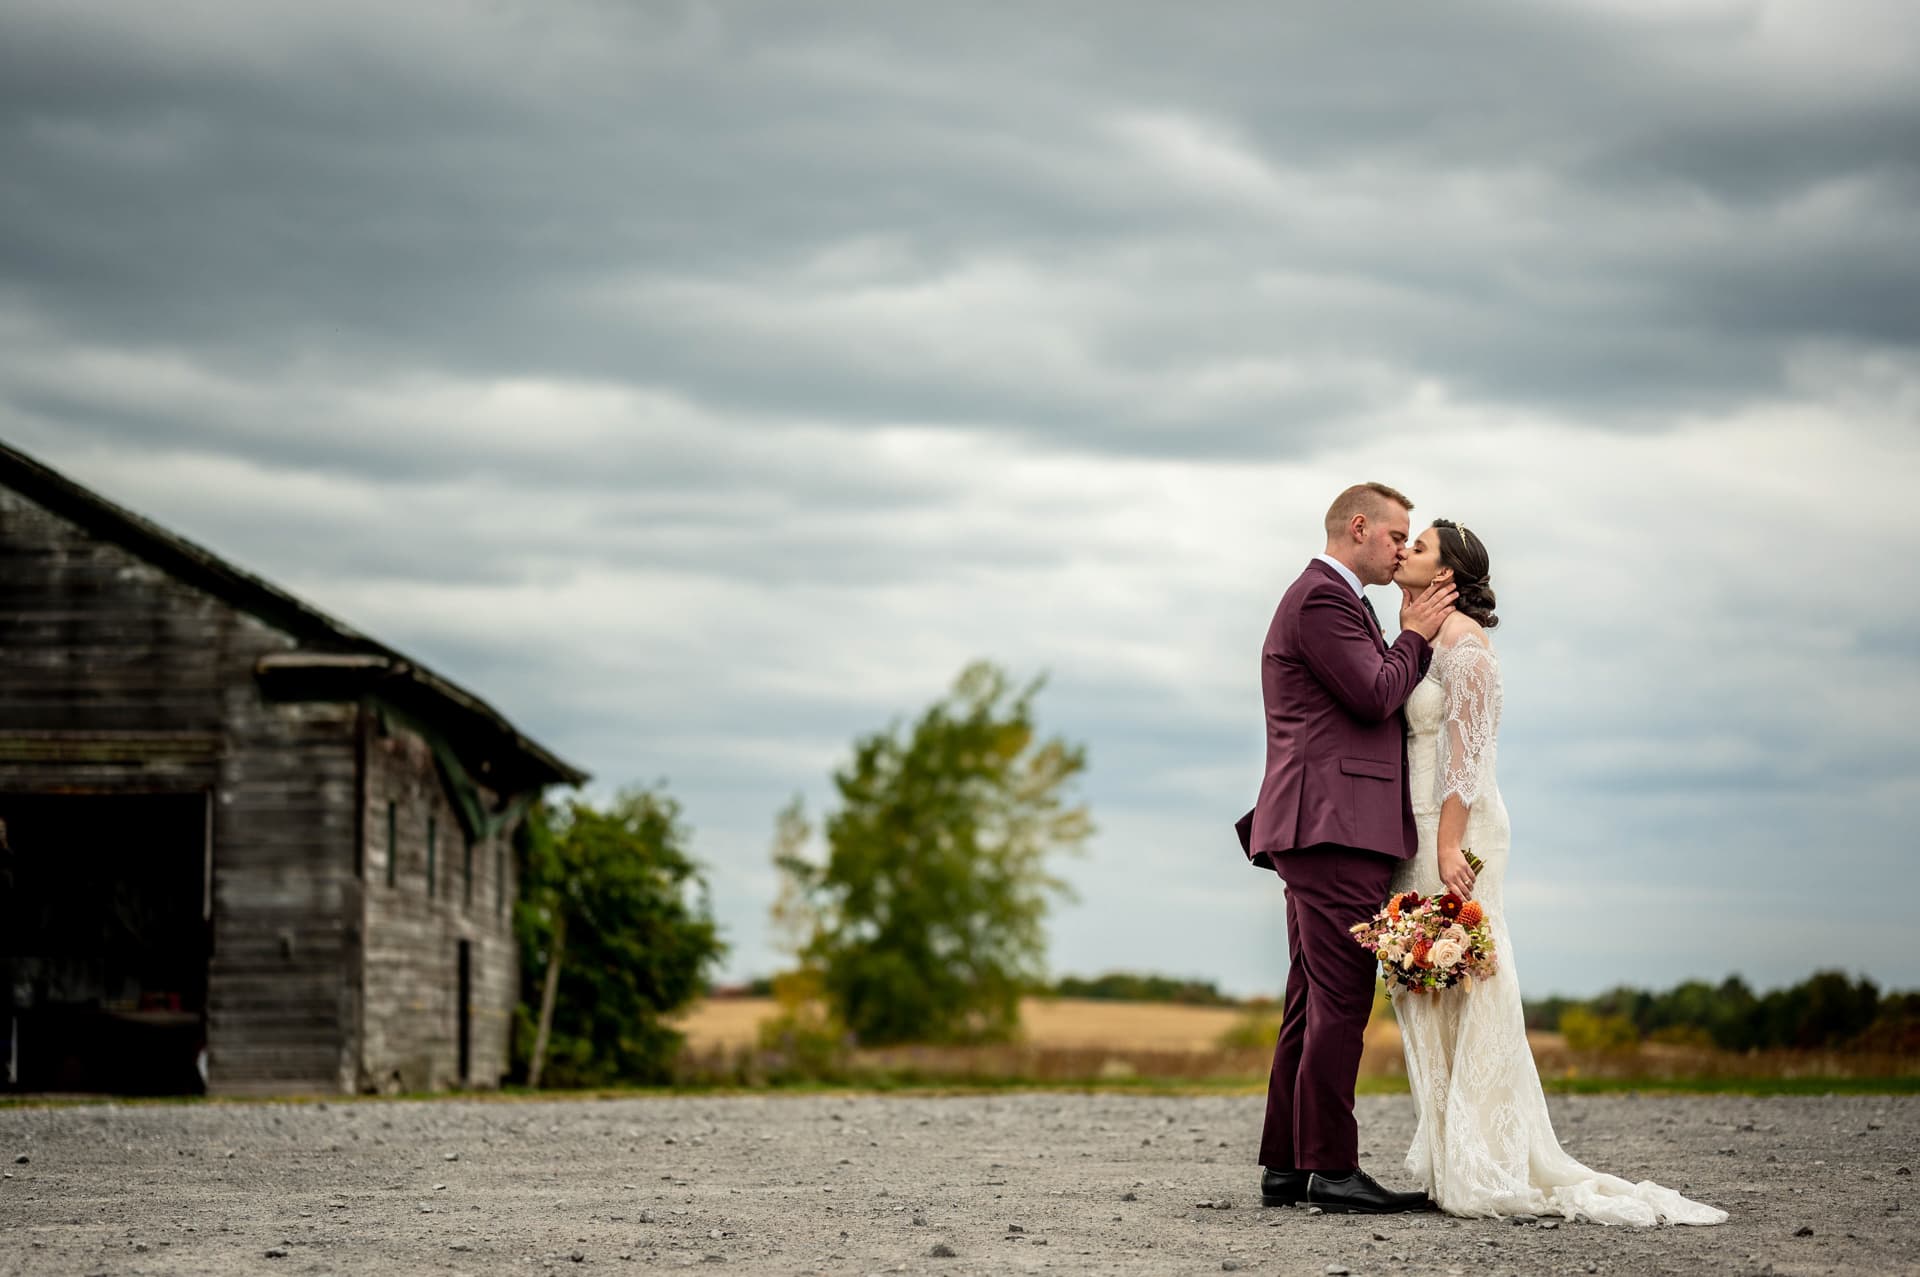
1436;634;1502;808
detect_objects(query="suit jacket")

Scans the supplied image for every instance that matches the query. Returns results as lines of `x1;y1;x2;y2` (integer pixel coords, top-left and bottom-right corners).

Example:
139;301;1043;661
1237;558;1433;868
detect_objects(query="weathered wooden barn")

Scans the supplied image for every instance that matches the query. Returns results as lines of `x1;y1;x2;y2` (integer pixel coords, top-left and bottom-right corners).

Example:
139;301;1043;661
0;441;587;1096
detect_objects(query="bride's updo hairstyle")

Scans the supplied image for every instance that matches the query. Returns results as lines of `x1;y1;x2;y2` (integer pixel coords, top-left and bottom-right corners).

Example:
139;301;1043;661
1431;518;1499;629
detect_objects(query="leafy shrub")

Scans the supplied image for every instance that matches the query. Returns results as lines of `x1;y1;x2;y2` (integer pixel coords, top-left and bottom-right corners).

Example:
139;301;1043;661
1559;1006;1639;1052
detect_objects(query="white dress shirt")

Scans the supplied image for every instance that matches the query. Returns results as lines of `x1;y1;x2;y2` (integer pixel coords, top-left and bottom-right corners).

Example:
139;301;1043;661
1313;553;1366;600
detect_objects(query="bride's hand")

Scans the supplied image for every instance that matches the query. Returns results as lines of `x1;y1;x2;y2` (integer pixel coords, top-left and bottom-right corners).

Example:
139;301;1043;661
1438;846;1476;898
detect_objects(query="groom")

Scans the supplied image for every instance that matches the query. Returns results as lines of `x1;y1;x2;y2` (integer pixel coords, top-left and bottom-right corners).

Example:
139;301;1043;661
1236;482;1456;1214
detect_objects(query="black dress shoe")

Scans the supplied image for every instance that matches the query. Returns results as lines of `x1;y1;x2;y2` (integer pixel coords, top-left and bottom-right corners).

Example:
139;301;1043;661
1306;1168;1432;1214
1260;1168;1310;1206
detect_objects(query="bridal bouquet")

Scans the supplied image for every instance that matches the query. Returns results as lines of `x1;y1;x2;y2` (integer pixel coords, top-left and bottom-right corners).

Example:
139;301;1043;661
1350;854;1497;993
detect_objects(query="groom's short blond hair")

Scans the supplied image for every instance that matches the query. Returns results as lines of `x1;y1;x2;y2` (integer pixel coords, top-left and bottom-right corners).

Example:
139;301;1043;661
1324;482;1414;537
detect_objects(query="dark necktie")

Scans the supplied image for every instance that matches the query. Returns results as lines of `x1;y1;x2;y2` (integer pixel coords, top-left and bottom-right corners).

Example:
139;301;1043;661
1361;593;1381;632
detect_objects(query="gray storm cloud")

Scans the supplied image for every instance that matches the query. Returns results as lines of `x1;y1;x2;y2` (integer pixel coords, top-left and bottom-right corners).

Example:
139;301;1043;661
2;0;1916;994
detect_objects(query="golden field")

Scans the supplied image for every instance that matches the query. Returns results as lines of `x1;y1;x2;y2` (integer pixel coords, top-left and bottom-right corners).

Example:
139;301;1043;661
671;996;1413;1085
670;996;1912;1089
673;996;1255;1052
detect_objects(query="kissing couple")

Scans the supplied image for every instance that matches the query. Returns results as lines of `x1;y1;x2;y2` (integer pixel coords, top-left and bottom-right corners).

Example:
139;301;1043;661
1237;482;1727;1225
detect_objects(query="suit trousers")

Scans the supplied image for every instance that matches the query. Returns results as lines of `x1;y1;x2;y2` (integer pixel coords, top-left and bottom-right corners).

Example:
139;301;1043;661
1257;842;1395;1173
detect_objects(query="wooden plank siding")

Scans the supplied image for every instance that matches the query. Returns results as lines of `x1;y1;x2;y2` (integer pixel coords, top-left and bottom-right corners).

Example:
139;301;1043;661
359;722;519;1091
209;696;359;1094
0;487;361;1094
1;452;564;1098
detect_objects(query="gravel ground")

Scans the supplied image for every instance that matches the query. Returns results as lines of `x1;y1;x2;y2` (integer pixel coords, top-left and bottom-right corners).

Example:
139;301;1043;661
1;1091;1913;1276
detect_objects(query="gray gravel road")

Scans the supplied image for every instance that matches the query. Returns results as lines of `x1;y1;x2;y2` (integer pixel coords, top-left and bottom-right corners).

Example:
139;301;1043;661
1;1092;1913;1276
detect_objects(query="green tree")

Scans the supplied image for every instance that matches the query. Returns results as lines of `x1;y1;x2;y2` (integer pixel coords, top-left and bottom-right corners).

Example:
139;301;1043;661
513;788;725;1087
773;661;1091;1045
1559;1005;1640;1052
1640;979;1724;1047
1522;994;1573;1033
1587;984;1654;1034
1855;991;1920;1054
1790;970;1880;1048
1705;975;1760;1051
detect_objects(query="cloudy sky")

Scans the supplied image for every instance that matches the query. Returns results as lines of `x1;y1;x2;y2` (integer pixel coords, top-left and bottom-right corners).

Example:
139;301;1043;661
4;0;1917;998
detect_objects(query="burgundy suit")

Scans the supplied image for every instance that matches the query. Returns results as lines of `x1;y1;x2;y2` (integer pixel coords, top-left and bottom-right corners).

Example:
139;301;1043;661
1236;558;1432;1173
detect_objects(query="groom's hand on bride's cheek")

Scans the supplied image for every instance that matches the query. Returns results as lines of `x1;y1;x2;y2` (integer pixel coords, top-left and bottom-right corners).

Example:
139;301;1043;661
1400;581;1458;640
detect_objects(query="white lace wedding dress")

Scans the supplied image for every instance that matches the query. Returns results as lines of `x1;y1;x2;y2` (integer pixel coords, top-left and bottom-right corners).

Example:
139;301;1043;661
1388;626;1727;1225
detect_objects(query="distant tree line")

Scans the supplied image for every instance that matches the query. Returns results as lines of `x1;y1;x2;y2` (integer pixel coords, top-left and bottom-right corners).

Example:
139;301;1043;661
1523;971;1917;1054
1047;972;1239;1007
725;970;1238;1007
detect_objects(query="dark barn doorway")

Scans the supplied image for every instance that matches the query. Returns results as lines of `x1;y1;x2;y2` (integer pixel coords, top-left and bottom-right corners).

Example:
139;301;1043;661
456;940;472;1085
1;793;210;1094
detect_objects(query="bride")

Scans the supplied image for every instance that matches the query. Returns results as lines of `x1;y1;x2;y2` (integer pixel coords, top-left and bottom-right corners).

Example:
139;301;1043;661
1385;520;1727;1226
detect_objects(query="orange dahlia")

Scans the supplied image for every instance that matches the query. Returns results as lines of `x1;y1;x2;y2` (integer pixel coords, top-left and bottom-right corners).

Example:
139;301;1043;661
1457;901;1484;928
1386;893;1404;921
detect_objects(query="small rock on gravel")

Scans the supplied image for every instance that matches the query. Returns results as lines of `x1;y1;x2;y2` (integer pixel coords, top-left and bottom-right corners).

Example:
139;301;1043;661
1306;1206;1324;1216
571;1250;585;1262
264;1248;288;1259
1509;1213;1538;1225
11;1154;26;1164
1221;1262;1243;1272
1794;1225;1814;1237
1120;1191;1138;1201
929;1242;956;1257
1326;1266;1350;1276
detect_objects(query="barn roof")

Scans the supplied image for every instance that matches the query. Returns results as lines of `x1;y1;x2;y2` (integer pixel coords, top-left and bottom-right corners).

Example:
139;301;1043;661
0;439;589;790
